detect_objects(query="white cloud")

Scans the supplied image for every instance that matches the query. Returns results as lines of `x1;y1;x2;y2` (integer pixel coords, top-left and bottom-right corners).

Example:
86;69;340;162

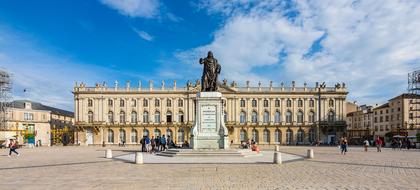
178;0;420;105
133;28;154;41
100;0;160;18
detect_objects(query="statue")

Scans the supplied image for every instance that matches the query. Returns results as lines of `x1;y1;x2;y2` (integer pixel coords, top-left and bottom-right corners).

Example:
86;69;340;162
199;51;221;92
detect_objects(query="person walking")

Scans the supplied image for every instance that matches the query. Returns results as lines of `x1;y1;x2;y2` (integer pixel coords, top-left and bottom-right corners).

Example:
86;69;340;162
363;138;369;152
150;136;156;154
160;135;167;151
375;136;382;152
155;135;161;152
340;137;348;155
145;136;151;153
140;136;146;152
8;139;20;157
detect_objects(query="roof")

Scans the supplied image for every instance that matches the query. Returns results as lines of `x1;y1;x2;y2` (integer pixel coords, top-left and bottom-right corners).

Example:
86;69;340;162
389;93;420;101
11;100;74;117
373;103;389;110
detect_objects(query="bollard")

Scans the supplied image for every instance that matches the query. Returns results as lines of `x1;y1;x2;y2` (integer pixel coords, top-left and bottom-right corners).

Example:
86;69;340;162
135;152;143;164
307;149;314;159
273;152;282;164
105;149;112;158
275;145;280;152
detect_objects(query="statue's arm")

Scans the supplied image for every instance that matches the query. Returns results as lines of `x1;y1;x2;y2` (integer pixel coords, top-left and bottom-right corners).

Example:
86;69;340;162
199;58;204;64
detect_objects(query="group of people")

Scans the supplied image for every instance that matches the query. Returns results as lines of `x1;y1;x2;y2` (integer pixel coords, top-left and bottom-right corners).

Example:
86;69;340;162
391;138;413;150
140;135;178;154
239;139;260;153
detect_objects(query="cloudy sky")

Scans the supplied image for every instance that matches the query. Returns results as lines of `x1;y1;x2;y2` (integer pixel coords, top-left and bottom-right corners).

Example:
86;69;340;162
0;0;419;111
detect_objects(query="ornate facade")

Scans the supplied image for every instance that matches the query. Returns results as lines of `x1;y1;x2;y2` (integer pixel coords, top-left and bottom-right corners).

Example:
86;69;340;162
73;80;348;147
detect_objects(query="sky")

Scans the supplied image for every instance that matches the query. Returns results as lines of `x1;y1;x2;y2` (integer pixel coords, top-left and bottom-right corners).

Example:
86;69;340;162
0;0;419;111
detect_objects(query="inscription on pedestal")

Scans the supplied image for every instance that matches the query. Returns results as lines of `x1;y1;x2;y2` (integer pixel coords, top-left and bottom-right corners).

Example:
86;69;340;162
200;105;217;134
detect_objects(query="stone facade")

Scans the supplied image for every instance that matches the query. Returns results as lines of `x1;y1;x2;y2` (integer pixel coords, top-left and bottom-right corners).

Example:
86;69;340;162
73;80;348;146
346;105;373;144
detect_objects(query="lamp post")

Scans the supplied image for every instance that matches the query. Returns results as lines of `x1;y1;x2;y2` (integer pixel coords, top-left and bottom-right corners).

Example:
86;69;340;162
317;82;324;145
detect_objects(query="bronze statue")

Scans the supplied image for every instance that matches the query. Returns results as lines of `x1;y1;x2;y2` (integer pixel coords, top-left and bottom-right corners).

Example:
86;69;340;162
199;51;221;91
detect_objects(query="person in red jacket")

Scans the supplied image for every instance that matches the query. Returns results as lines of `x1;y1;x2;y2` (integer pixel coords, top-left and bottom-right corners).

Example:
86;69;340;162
375;136;382;152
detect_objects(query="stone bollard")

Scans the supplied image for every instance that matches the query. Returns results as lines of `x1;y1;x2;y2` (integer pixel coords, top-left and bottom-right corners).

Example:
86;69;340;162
273;152;282;164
105;149;112;158
307;149;314;159
135;152;143;164
275;145;280;152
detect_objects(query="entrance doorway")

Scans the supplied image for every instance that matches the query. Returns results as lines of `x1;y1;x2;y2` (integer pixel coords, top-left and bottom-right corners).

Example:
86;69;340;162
86;128;93;145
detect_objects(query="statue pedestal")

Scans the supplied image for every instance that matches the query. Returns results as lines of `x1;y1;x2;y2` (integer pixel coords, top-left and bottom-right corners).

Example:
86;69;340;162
190;92;229;150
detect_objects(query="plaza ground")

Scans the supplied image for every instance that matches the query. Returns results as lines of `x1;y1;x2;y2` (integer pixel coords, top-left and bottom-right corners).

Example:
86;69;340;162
0;146;419;190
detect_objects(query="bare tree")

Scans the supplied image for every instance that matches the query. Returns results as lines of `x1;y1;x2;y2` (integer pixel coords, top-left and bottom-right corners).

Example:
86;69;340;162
0;69;13;131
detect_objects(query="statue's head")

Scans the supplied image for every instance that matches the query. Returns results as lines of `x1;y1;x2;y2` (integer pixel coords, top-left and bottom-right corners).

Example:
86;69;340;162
207;51;213;58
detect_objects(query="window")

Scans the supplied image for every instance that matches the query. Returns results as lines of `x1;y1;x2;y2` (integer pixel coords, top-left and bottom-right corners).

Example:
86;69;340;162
240;129;247;141
224;111;227;123
119;129;126;143
143;99;148;107
166;99;171;107
108;129;114;143
297;129;304;144
131;99;136;107
178;112;184;123
120;99;125;107
286;129;293;145
131;129;137;143
240;99;245;107
108;99;113;106
297;111;304;124
263;99;269;107
120;111;125;123
166;129;173;138
178;128;185;143
286;111;292;123
166;111;172;123
263;111;270;123
154;129;161;136
154;111;161;123
309;99;314;107
88;99;93;107
155;99;160;107
108;111;114;123
274;111;281;123
308;111;315;123
309;128;315;143
143;129;149;137
131;111;137;123
251;111;258;123
143;111;149;123
275;99;280;107
286;99;292;107
263;129;270;143
240;111;246;124
178;99;183;107
298;99;303;107
88;111;93;123
252;129;259;142
252;99;257;107
328;111;335;122
329;99;334;107
24;113;34;121
274;129;281;143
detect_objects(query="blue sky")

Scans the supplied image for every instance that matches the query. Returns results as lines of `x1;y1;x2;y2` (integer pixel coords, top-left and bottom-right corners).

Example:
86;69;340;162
1;0;420;111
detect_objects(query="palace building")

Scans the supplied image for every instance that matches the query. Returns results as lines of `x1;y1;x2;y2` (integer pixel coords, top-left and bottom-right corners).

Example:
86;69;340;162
73;80;348;147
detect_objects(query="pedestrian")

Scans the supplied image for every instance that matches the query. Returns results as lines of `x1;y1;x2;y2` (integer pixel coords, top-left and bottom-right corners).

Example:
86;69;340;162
145;136;151;153
151;136;156;154
140;136;145;152
155;135;161;152
375;136;382;152
340;137;348;155
398;139;402;150
363;138;369;152
8;139;20;157
391;139;397;150
160;135;167;151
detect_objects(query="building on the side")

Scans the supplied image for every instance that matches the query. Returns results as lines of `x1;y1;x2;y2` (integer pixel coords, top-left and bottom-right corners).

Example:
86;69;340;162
346;105;374;144
73;80;348;147
0;100;75;146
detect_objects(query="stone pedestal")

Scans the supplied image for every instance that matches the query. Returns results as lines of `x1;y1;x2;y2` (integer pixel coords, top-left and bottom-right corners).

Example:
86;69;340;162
190;92;229;150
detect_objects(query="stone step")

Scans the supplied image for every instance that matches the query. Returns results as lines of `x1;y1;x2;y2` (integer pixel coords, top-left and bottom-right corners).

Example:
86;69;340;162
156;149;260;157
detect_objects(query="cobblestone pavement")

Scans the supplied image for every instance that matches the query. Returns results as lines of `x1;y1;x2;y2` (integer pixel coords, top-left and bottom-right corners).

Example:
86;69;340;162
0;146;419;190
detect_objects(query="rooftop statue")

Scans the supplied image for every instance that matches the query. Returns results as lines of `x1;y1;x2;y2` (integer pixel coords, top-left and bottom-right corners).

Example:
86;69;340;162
199;51;221;92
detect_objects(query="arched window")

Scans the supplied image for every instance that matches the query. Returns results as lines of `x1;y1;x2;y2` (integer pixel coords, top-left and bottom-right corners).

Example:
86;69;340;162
131;99;136;107
108;111;114;123
131;111;137;123
286;128;293;145
120;99;125;107
309;99;314;107
88;111;93;123
143;129;149;137
274;111;281;123
252;99;257;107
252;129;259;142
166;99;171;107
328;111;335;122
275;99;280;107
308;111;315;123
166;111;172;123
166;129;173;138
119;129;126;143
274;129;281;143
224;111;227;123
240;111;246;124
298;99;303;107
143;99;148;107
155;99;160;107
178;99;183;107
154;111;161;123
154;129;161;137
240;129;247;141
329;99;334;107
297;129;304;144
178;128;185;143
251;111;258;123
107;129;114;143
88;99;93;107
286;99;292;107
263;111;270;123
108;99;113;106
120;111;125;123
263;99;269;107
143;111;149;123
131;129;138;143
263;129;270;143
309;128;315;143
286;111;292;124
240;99;246;107
178;111;184;123
297;111;304;124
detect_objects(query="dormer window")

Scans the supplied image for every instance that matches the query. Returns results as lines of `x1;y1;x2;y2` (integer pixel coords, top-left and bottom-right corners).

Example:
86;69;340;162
24;102;32;109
